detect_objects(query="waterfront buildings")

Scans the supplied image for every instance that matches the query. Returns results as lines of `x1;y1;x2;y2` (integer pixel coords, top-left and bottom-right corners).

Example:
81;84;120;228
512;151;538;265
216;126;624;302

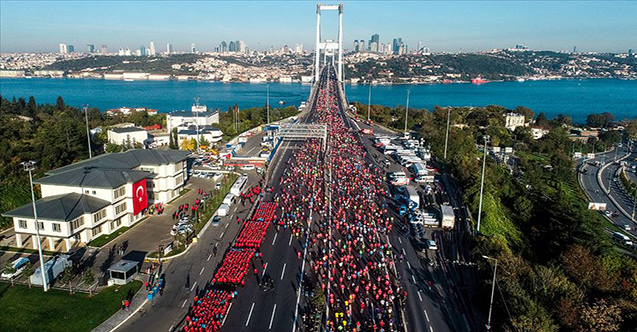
166;105;220;132
87;44;95;53
2;150;190;251
505;112;526;130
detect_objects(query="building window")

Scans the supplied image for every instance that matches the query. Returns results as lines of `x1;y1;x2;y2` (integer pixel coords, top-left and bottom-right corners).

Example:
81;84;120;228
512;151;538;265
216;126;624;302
92;190;96;195
114;186;126;199
37;222;44;231
18;220;27;229
52;223;61;232
176;175;184;185
92;225;102;237
72;216;85;230
110;218;122;231
115;202;127;215
93;209;106;223
85;190;90;194
141;167;154;173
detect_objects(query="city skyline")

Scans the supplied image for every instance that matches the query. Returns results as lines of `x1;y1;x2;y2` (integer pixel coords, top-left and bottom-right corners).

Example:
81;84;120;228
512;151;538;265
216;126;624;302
1;1;636;53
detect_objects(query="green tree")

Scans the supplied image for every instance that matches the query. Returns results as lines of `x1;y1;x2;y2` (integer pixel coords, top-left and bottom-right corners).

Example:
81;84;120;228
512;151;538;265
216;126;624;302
59;266;75;294
22;262;34;288
56;96;66;110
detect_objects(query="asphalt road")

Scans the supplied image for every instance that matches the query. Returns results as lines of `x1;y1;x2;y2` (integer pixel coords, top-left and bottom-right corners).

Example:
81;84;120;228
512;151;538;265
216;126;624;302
577;145;637;238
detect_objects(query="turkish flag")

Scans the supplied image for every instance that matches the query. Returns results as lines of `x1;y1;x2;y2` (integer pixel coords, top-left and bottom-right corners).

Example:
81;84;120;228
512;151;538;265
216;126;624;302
132;179;148;215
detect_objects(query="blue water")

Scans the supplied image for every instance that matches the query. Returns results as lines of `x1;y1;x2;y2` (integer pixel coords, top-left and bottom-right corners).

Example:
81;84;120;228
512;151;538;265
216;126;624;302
1;78;635;122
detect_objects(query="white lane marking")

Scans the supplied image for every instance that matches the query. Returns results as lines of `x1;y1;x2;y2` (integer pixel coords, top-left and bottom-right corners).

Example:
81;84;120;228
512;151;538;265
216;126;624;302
168;324;173;332
262;262;269;277
402;248;406;255
207;254;212;261
272;233;278;245
225;223;229;229
199;267;205;275
430;326;434;332
412;275;416;284
245;302;255;326
407;261;411;269
181;299;188;308
425;310;430;322
269;304;277;329
191;281;197;291
222;303;233;326
418;291;423;302
281;263;287;280
220;231;225;238
398;237;402;244
288;234;293;246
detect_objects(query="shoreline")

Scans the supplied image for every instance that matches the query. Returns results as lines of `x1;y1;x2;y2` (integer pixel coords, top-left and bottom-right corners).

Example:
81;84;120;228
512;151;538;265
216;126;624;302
1;76;635;85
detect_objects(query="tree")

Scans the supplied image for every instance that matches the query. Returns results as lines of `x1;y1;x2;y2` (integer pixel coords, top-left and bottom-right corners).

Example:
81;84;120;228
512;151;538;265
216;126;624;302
105;142;122;153
624;119;637;141
56;96;66;110
586;112;614;128
170;128;179;149
3;262;16;286
199;135;210;147
83;269;96;295
59;266;75;294
578;299;622;332
535;112;550;128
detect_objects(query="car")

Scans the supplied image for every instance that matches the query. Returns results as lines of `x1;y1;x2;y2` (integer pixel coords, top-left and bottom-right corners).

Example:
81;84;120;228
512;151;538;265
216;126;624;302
241;164;256;171
604;210;613;217
256;168;263;174
1;257;30;279
212;216;221;226
383;159;391;167
426;240;438;250
623;224;632;231
215;183;222;190
170;224;193;236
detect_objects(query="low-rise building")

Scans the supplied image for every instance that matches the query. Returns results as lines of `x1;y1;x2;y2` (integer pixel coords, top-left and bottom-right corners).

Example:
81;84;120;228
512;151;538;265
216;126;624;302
505;112;526;131
177;126;223;145
2;150;189;252
167;105;220;132
107;127;150;147
531;127;549;139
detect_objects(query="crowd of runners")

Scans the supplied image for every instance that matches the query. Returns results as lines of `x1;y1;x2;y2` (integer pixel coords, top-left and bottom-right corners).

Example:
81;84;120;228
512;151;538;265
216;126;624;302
184;68;403;331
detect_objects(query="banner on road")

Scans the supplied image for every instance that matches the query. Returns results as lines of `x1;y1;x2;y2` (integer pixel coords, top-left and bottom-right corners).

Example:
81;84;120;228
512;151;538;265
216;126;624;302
588;202;607;211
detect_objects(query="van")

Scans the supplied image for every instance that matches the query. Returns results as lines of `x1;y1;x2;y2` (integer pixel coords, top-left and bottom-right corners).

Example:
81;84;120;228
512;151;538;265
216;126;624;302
223;193;236;206
241;164;256;171
1;257;30;279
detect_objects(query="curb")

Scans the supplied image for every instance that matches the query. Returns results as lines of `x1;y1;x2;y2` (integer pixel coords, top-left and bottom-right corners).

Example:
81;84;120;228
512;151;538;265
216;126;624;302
108;299;149;332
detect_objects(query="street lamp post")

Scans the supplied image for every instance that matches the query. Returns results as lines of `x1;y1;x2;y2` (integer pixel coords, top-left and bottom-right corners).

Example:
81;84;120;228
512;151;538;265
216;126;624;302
482;255;498;330
444;107;451;159
22;161;48;292
367;83;372;122
404;89;410;136
83;105;92;158
632;189;636;222
477;135;490;233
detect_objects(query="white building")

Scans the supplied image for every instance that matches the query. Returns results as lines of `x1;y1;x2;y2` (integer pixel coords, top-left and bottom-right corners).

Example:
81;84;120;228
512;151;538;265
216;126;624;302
505;112;526;131
107;127;151;147
531;127;550;140
166;106;220;132
177;126;223;146
59;43;68;54
2;150;190;252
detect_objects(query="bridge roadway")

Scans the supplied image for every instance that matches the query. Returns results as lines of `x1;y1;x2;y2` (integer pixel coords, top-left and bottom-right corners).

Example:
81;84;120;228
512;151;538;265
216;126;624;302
221;67;463;332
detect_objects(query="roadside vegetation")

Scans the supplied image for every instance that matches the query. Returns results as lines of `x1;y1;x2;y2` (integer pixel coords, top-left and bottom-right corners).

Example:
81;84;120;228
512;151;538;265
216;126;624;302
0;280;141;332
356;102;637;331
215;104;300;140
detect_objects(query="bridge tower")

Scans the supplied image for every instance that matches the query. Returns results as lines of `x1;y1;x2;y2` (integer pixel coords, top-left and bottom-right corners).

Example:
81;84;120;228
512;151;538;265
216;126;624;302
315;3;344;82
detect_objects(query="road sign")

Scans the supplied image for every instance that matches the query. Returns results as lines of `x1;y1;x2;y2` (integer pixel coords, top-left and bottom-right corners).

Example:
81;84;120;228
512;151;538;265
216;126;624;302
588;202;607;211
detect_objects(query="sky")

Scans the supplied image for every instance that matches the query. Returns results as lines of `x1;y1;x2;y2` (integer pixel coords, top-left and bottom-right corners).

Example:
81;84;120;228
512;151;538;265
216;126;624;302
1;0;636;53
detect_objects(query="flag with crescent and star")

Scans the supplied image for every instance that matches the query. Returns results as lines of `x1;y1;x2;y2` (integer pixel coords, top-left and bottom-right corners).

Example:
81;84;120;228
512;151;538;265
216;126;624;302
132;179;148;215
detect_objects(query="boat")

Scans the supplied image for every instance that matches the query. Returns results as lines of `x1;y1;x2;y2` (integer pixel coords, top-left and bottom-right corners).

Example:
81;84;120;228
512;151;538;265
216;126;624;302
516;78;526;82
442;79;452;84
471;76;488;84
279;101;285;106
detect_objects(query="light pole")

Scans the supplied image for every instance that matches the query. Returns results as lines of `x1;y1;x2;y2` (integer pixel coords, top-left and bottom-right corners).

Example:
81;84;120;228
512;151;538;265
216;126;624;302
477;135;490;233
266;85;270;124
482;255;498;330
404;89;410;136
83;105;92;158
632;189;636;222
367;83;372;122
444;106;451;159
22;161;48;292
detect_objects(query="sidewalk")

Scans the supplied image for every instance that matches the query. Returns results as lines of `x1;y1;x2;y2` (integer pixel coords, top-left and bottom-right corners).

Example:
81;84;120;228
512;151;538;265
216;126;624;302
92;280;148;332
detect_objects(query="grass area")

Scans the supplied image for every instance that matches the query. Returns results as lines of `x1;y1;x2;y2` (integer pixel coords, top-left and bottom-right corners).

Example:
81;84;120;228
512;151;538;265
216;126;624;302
518;151;550;164
0;246;58;256
0;280;142;332
87;226;131;248
176;188;192;199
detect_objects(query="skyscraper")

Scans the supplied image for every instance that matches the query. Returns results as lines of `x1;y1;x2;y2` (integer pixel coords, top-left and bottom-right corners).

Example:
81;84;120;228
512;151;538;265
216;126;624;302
228;41;236;52
67;45;75;53
101;44;108;55
392;38;403;55
59;43;68;54
86;44;95;53
359;40;365;52
220;41;227;53
295;44;304;54
238;41;246;53
149;41;156;56
191;43;196;53
353;40;359;52
166;43;173;54
369;34;379;53
140;45;146;56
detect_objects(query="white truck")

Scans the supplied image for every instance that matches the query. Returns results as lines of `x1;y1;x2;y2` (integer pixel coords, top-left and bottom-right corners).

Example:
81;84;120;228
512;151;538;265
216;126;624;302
441;205;456;229
411;163;428;177
30;255;71;286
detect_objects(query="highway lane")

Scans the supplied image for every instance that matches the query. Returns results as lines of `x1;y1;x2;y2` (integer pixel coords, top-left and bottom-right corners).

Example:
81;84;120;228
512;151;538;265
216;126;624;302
117;172;265;332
